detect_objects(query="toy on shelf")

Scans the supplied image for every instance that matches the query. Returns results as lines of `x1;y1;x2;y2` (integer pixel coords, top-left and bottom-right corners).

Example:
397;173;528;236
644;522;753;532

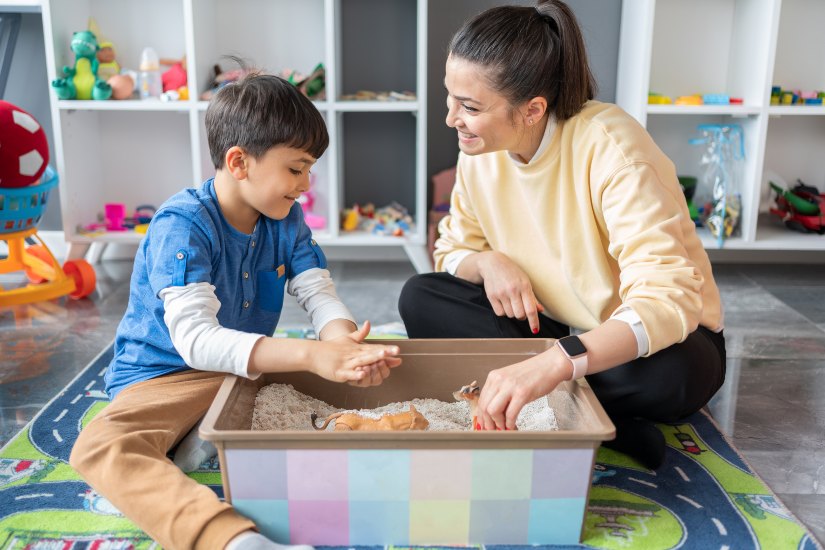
297;174;326;230
281;63;326;100
108;72;135;100
199;62;256;101
340;201;413;237
0;101;95;306
647;92;672;105
95;41;120;81
689;124;745;247
80;203;155;235
51;30;112;101
340;90;416;102
657;93;743;107
88;18;119;81
677;175;701;223
769;180;825;234
138;47;162;100
159;56;188;101
771;85;825;106
104;203;127;231
675;94;703;106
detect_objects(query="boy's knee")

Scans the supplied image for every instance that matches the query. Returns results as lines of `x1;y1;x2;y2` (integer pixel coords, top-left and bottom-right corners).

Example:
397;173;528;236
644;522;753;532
69;417;116;477
69;427;97;476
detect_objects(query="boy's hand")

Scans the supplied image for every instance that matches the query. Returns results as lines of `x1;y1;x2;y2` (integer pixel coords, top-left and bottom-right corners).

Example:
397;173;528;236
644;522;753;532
310;321;402;386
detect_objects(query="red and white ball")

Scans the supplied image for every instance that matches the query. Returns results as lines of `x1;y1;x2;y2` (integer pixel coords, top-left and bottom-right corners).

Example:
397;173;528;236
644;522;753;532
0;100;49;188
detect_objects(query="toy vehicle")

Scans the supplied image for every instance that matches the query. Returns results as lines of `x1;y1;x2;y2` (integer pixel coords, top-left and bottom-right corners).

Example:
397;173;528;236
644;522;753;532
0;167;96;306
768;181;825;234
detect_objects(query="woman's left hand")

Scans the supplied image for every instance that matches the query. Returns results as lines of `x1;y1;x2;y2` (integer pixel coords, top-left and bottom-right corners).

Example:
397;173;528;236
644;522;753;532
476;354;568;430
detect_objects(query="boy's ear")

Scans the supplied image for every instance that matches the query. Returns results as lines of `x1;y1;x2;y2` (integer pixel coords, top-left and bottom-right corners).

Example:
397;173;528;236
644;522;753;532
225;146;248;179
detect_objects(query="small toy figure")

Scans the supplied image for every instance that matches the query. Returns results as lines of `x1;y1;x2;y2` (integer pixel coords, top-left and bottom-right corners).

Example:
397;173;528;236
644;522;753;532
199;63;256;101
51;30;112;100
160;57;188;93
96;41;120;81
88;18;119;81
452;380;481;430
281;63;326;100
107;73;135;100
310;405;429;431
769;180;825;234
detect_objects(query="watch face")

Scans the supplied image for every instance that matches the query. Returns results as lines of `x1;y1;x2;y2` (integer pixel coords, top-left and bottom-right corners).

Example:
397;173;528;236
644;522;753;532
559;336;587;357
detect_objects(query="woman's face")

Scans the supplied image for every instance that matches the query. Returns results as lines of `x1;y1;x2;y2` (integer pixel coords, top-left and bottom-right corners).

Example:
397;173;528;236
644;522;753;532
444;56;525;156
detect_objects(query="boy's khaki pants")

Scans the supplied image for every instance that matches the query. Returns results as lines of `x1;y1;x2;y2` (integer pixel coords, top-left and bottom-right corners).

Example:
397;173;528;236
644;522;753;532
70;370;256;550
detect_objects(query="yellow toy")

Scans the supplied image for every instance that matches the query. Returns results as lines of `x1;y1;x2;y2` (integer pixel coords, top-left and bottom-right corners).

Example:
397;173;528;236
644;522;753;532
0;168;96;306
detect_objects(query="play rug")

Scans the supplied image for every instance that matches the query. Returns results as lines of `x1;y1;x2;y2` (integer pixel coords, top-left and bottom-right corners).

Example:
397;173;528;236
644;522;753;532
1;330;820;550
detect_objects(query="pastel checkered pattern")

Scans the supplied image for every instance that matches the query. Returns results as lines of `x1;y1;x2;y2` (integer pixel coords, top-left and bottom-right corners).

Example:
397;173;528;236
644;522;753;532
227;447;594;545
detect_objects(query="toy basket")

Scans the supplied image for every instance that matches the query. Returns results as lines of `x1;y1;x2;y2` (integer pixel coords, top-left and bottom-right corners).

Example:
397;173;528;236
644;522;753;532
0;166;58;234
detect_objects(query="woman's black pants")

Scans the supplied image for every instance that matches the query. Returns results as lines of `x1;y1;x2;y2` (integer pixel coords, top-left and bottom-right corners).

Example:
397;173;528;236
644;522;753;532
398;273;726;439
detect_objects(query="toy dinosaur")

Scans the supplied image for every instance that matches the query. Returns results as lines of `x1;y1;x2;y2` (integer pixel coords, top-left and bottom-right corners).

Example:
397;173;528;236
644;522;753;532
51;31;112;100
453;380;481;430
310;404;429;431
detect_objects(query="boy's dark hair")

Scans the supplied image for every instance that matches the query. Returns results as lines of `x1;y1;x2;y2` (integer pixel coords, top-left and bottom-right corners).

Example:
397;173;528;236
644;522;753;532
448;0;596;122
205;73;329;169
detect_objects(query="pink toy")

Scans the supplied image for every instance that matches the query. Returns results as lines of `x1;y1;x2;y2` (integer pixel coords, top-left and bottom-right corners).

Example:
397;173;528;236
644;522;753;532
160;57;187;92
104;202;127;231
298;174;326;230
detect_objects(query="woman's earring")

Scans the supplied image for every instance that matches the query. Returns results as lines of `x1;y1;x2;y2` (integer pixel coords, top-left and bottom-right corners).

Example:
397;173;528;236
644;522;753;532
528;118;534;125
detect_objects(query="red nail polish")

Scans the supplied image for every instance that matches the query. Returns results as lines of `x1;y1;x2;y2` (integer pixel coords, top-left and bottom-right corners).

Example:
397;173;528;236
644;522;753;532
475;422;481;430
532;327;538;334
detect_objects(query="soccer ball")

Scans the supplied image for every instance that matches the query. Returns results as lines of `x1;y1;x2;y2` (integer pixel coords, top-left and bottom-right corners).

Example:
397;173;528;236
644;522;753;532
0;100;49;188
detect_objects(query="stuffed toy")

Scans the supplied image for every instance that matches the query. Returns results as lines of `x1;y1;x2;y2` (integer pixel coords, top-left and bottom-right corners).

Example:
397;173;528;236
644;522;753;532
0;100;49;188
51;30;112;100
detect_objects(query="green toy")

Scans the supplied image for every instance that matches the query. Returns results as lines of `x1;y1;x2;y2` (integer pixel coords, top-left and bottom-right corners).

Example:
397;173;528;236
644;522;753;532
51;30;112;100
769;181;820;215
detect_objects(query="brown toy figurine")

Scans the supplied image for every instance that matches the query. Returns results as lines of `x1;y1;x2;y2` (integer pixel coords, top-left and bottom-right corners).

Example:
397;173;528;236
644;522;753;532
452;380;481;430
311;404;429;431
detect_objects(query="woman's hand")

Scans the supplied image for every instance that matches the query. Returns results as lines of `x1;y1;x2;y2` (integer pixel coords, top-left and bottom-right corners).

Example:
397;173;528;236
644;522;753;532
476;352;569;430
310;320;402;386
476;251;544;333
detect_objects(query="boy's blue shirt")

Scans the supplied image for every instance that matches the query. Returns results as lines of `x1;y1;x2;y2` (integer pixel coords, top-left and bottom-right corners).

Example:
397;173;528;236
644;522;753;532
105;179;327;398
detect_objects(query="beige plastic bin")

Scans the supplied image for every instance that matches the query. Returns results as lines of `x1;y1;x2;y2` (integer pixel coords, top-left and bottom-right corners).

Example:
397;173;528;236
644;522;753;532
200;338;614;546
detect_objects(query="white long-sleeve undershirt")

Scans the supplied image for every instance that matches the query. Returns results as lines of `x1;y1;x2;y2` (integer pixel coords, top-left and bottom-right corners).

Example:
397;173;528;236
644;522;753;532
160;268;355;377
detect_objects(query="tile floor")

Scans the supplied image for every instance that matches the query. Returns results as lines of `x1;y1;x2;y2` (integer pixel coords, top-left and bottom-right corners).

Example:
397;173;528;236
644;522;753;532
1;260;823;543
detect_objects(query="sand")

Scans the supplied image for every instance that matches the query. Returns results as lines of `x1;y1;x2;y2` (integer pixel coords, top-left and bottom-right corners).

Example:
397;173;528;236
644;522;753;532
252;382;559;431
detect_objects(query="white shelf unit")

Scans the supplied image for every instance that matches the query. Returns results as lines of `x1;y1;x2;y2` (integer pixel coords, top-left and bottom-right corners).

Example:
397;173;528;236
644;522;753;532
617;0;825;252
40;0;430;272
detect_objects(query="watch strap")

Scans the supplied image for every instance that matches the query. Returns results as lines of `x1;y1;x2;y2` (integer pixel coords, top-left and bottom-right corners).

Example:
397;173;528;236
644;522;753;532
556;336;588;380
567;352;588;380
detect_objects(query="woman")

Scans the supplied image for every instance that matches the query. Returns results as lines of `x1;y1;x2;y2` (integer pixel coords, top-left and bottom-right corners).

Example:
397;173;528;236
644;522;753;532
399;0;725;469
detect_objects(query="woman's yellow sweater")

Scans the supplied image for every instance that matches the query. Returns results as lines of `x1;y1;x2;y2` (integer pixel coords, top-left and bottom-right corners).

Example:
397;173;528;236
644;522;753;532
435;101;723;355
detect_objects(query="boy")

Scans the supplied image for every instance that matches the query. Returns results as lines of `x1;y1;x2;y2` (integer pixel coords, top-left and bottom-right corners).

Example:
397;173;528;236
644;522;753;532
70;74;402;550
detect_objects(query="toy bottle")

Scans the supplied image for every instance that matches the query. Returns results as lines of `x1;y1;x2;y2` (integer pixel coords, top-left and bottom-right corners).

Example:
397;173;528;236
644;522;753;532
139;47;162;100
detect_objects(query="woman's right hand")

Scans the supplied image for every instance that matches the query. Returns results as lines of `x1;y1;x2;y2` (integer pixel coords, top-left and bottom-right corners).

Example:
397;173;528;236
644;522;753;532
309;321;402;386
477;251;544;333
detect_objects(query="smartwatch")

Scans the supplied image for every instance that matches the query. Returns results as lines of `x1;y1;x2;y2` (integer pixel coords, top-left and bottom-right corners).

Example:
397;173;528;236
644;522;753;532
556;335;588;380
